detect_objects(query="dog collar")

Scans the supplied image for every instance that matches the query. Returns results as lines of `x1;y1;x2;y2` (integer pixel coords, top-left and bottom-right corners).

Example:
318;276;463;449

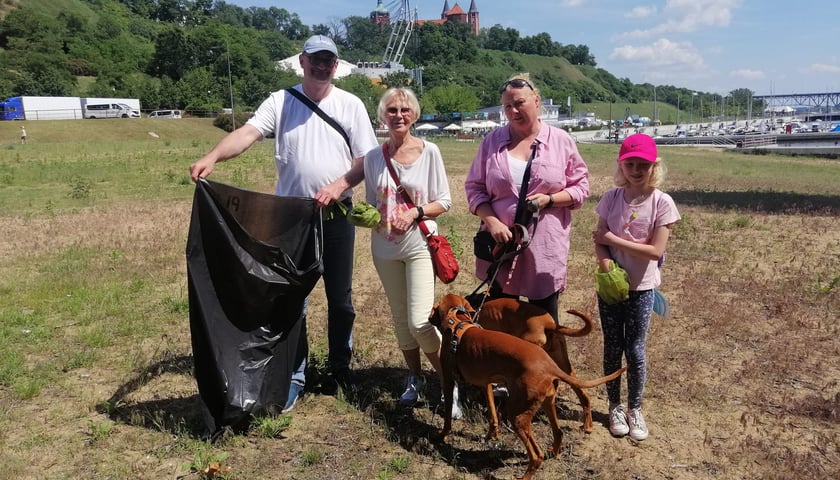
445;307;480;355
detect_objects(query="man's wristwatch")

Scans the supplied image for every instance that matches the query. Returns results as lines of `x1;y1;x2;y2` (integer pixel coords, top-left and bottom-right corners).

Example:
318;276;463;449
415;205;424;222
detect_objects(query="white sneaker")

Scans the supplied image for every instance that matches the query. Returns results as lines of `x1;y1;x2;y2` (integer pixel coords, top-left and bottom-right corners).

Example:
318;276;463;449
399;375;423;406
451;384;463;420
608;403;630;437
628;408;649;441
441;384;464;420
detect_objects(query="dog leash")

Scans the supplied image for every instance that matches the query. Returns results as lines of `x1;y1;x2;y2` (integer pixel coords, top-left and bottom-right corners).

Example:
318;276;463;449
468;142;543;317
468;223;531;319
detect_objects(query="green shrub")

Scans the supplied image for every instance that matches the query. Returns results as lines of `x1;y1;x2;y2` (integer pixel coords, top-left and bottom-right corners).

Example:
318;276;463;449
213;112;254;132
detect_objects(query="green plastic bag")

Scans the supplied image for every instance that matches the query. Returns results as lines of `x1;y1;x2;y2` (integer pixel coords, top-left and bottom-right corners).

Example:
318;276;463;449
346;201;381;228
595;260;630;305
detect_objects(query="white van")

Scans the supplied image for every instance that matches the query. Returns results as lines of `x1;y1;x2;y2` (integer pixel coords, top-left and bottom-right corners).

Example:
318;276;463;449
148;109;182;119
84;103;140;119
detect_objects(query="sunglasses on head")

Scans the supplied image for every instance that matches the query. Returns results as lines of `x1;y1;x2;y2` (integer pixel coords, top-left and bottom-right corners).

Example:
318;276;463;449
499;78;534;93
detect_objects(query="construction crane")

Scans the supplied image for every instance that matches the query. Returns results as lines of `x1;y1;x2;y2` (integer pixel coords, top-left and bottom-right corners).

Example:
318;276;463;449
381;0;415;68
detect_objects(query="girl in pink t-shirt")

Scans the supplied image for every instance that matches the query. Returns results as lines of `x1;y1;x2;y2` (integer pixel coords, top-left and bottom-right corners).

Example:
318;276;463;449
592;133;680;442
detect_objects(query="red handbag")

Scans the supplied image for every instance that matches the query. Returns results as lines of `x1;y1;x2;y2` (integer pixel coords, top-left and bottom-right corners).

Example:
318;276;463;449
383;145;459;283
424;230;459;284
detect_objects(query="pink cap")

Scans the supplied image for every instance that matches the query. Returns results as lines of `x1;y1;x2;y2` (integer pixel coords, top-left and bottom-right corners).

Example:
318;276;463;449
618;133;658;162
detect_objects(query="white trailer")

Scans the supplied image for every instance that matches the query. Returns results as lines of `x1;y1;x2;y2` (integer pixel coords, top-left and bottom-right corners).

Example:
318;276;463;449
0;96;84;120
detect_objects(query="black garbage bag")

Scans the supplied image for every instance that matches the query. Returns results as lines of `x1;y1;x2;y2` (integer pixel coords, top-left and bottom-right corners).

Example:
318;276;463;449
186;179;323;434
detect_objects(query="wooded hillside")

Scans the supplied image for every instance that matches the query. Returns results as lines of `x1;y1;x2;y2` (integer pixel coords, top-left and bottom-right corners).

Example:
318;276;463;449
0;0;759;118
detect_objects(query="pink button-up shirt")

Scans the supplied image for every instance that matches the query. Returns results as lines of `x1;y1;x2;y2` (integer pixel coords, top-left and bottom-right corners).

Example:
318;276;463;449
465;123;590;299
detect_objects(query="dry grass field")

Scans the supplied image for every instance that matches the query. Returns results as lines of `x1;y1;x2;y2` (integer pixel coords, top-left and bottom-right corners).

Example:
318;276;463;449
1;119;838;479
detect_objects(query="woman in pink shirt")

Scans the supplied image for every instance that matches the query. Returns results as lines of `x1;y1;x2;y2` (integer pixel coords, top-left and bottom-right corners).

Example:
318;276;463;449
464;72;590;322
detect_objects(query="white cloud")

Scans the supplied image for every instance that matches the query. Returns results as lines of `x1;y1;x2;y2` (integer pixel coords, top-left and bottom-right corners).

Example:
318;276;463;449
618;0;741;40
559;0;587;6
806;63;840;74
730;69;765;80
610;38;706;70
625;6;657;19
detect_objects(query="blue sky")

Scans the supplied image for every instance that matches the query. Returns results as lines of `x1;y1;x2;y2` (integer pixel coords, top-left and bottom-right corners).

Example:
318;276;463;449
227;0;840;96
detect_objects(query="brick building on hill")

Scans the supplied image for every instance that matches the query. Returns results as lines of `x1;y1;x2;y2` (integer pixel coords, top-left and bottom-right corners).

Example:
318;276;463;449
370;0;479;35
370;0;390;25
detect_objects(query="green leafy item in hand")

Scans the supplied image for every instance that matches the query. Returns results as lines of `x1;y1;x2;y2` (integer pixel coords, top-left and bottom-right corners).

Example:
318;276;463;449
595;260;630;305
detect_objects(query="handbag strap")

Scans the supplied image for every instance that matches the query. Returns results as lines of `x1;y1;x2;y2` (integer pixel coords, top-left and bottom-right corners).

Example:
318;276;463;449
286;87;352;154
514;139;540;226
382;144;432;238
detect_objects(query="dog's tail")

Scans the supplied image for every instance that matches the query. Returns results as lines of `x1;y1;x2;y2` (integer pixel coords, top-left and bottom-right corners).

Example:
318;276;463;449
555;309;593;337
554;367;626;390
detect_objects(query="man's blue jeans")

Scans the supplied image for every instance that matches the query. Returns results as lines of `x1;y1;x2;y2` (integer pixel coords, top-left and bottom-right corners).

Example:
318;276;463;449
290;213;356;385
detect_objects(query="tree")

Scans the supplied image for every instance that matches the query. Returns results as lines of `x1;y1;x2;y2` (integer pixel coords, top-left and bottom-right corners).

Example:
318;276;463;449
211;1;250;28
421;84;479;117
177;66;224;111
258;29;297;62
148;26;193;80
728;87;754;106
482;24;519;51
335;74;385;122
268;7;310;39
560;44;596;66
517;33;559;57
342;16;388;61
0;9;77;95
406;23;476;66
379;71;413;89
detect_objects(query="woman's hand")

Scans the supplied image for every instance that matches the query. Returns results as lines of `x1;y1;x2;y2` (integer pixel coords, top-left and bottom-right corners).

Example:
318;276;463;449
526;192;553;210
391;207;417;234
485;217;513;244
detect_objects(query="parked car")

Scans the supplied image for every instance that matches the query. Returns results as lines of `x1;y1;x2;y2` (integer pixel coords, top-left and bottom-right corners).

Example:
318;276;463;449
84;103;140;119
148;109;181;119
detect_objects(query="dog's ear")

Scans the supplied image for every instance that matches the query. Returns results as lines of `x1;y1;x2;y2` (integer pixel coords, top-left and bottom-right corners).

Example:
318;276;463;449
460;297;476;315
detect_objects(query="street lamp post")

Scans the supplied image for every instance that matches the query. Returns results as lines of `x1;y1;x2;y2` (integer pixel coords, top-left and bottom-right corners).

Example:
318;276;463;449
676;95;680;125
226;39;235;130
699;94;703;123
723;96;727;122
653;85;657;125
690;92;695;123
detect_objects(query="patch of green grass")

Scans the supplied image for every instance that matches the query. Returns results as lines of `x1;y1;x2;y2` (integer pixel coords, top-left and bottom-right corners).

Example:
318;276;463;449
0;120;262;217
86;420;114;445
0;350;25;386
300;446;326;466
182;448;232;479
250;414;292;438
162;295;189;315
732;215;751;228
817;274;840;293
13;376;44;400
376;456;410;478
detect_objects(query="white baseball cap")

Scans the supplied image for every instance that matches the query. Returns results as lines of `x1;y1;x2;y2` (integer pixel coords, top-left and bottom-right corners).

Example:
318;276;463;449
302;35;338;56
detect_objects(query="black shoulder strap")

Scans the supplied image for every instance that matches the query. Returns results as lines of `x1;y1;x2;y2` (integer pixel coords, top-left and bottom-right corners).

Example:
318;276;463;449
285;87;352;154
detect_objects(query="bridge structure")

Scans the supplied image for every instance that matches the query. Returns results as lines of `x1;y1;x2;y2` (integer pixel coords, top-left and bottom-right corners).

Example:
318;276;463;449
754;91;840;111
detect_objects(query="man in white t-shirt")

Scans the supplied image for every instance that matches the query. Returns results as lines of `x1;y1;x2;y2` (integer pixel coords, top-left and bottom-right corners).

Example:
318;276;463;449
190;35;378;412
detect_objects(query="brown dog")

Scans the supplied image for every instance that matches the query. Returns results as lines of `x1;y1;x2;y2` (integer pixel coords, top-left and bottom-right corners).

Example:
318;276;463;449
432;294;597;432
429;301;624;480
